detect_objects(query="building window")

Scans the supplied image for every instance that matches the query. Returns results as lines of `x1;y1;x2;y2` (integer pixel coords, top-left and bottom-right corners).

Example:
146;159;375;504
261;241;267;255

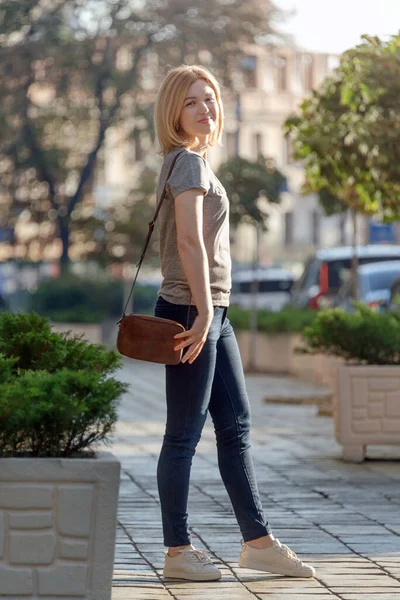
311;210;321;246
302;54;313;91
241;55;258;88
284;211;294;245
226;132;237;159
253;132;263;159
275;56;287;92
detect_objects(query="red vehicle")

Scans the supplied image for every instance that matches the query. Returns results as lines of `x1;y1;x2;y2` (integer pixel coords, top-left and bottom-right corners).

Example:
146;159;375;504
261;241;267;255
289;245;400;310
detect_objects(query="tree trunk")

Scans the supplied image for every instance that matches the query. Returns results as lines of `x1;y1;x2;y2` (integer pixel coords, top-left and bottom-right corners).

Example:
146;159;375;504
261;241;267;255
351;209;359;301
234;93;241;155
58;217;70;275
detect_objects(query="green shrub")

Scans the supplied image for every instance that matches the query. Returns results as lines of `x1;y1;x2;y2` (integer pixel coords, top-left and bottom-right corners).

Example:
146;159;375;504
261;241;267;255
228;306;316;334
258;307;316;334
29;275;124;323
0;312;128;457
132;284;159;314
29;275;159;321
226;306;250;330
299;304;400;365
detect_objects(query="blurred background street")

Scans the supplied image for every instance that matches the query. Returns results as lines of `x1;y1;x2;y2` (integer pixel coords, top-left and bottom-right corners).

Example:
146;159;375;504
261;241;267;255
2;0;400;325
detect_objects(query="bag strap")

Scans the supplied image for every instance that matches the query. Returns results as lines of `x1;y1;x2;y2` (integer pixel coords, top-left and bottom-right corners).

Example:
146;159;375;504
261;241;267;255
119;149;187;321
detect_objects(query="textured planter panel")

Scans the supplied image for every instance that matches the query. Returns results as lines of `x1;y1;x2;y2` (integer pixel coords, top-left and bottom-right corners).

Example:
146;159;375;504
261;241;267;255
0;451;120;599
260;333;294;374
336;366;400;459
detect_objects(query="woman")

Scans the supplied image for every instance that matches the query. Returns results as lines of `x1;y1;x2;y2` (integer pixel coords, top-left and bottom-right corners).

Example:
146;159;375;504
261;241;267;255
153;65;316;582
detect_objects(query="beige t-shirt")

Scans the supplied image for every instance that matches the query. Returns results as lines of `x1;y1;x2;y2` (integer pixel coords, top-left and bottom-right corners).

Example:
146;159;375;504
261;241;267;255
156;147;231;306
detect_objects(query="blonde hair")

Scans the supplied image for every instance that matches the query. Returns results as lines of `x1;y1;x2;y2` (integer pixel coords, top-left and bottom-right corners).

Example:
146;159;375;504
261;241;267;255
154;65;224;155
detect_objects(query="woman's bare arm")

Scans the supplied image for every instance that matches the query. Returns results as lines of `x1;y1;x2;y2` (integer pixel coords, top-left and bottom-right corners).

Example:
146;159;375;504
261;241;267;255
173;188;213;363
175;188;213;317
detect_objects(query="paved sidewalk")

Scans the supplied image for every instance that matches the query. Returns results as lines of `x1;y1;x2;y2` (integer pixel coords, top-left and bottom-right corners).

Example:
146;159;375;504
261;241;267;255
111;358;400;600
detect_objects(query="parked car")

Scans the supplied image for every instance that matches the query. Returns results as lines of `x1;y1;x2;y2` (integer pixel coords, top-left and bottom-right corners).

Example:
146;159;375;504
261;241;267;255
230;267;294;312
288;245;400;310
335;261;400;312
385;275;400;312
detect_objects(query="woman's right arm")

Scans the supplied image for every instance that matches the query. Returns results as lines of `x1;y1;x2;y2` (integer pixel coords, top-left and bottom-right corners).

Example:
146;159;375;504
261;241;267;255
172;188;214;364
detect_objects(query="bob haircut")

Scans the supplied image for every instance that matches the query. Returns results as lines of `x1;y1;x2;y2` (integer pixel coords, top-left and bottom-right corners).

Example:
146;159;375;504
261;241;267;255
154;65;224;155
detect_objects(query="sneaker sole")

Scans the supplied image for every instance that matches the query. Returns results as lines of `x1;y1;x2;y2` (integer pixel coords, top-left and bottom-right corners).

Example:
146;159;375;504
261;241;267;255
238;555;315;578
163;568;222;581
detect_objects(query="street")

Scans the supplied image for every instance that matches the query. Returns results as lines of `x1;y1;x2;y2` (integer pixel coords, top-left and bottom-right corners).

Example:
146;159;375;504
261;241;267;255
111;358;400;600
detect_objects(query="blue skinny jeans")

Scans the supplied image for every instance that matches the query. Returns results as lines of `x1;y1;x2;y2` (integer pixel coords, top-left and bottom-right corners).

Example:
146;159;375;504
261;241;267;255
154;296;272;547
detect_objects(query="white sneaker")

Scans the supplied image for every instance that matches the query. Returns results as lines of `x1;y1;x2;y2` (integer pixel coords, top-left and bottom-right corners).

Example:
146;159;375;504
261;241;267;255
238;538;316;578
163;545;222;581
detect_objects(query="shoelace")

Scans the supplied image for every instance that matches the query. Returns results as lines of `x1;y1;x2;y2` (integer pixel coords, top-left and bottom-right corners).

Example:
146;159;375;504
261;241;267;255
240;538;303;566
275;540;302;564
183;548;212;565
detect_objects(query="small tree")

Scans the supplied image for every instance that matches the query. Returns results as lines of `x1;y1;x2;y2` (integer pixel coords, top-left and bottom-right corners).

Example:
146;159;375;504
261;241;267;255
284;34;400;298
217;156;285;232
71;166;159;267
318;188;348;218
217;155;285;370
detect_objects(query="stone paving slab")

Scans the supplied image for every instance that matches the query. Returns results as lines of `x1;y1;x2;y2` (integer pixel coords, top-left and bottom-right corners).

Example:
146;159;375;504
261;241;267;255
259;374;332;406
111;358;400;600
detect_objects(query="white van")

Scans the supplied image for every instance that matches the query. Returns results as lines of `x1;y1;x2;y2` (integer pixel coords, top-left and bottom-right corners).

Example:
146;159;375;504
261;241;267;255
230;267;294;312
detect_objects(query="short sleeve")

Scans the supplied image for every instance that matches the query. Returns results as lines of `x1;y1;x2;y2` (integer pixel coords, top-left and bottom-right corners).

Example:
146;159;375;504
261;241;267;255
167;152;210;199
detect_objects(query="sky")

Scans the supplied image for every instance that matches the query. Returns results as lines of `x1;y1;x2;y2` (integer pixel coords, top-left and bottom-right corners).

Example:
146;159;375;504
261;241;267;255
274;0;400;54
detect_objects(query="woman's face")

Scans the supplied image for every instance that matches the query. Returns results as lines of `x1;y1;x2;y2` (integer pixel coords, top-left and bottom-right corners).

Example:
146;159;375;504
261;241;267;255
178;79;218;144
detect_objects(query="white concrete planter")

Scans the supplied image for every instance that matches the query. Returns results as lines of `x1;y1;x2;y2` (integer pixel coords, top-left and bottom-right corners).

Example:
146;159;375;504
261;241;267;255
236;331;300;374
291;349;327;384
0;451;120;599
336;365;400;462
50;322;103;344
316;356;344;416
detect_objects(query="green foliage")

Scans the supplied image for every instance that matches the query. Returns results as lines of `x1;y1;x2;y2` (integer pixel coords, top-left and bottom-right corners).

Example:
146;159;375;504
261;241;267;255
284;34;400;219
74;167;160;267
0;311;128;457
228;306;316;334
258;308;317;334
226;306;251;330
0;354;18;384
318;187;348;217
299;304;400;364
29;275;124;323
132;284;158;314
0;311;121;375
28;274;158;321
217;156;285;230
1;0;283;269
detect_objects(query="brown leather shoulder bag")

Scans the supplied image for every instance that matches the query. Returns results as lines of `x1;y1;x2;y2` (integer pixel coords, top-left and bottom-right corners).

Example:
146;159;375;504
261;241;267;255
117;150;190;365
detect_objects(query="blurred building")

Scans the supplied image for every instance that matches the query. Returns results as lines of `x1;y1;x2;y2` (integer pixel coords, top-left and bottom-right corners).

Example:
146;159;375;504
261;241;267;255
94;45;367;275
206;46;353;274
